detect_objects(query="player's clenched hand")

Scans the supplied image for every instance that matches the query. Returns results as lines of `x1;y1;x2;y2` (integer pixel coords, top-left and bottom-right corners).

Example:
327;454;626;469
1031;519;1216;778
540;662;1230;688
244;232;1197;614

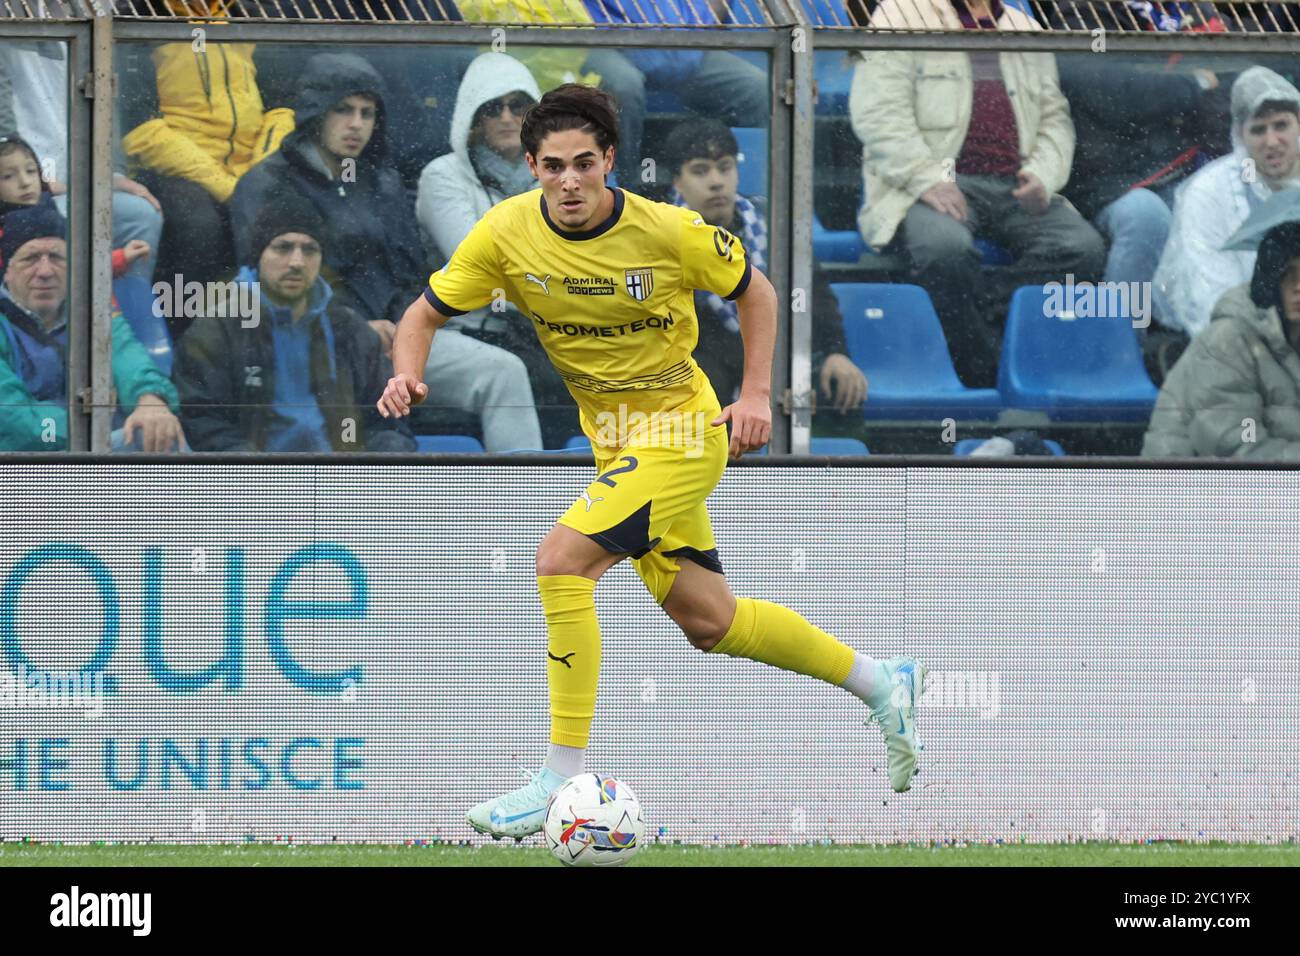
713;393;772;458
376;373;428;418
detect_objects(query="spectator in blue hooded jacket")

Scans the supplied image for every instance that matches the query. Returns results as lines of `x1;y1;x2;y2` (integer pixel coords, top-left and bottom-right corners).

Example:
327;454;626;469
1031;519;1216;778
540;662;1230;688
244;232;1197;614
174;192;416;453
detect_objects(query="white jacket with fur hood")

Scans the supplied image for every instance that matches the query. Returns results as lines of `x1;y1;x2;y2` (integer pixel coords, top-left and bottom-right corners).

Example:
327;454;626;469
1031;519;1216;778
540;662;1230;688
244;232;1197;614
416;52;542;329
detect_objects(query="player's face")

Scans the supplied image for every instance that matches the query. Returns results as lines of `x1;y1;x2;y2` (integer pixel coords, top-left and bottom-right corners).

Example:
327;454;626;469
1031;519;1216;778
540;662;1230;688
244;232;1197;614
526;129;615;231
672;154;739;229
319;94;377;160
475;92;534;160
258;231;322;304
1244;109;1300;180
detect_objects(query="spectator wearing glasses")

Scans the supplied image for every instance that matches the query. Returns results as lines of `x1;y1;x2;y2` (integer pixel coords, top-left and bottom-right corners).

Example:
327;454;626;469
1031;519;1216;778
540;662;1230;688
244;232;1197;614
418;52;576;448
232;52;542;450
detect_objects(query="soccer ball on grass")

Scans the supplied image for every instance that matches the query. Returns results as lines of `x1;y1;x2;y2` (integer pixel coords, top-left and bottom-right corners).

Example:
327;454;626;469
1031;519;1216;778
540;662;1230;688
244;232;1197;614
543;774;645;867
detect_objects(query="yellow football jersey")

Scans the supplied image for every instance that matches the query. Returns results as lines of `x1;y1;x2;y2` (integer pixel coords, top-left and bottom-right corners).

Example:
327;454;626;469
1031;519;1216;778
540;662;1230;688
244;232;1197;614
425;187;752;447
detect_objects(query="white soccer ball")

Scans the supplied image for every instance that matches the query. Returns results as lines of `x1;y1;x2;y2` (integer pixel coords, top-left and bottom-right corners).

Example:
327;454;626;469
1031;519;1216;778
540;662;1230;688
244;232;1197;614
543;774;645;867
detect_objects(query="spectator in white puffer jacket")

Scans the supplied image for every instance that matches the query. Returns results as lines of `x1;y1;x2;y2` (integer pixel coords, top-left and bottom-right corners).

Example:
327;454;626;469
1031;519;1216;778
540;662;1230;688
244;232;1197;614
416;52;579;449
1154;67;1300;341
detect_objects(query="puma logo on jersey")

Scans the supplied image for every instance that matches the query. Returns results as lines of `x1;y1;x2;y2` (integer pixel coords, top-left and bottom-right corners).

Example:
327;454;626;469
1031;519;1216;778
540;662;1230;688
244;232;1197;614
548;651;576;669
579;490;605;512
525;273;551;295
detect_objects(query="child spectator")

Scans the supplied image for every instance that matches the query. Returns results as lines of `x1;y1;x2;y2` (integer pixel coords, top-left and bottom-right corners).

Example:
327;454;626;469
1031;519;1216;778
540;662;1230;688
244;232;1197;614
0;134;151;280
0;39;163;282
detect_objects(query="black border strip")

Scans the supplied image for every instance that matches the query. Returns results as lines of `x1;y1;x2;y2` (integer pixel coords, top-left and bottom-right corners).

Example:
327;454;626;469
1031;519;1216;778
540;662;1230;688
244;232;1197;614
2;453;1300;470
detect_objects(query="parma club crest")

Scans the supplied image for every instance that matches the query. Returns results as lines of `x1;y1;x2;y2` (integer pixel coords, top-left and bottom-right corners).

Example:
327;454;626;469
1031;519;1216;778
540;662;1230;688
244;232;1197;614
624;267;654;302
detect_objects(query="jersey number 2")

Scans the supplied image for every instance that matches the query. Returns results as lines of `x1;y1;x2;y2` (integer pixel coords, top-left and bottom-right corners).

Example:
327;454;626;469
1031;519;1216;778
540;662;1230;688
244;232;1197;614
595;456;639;488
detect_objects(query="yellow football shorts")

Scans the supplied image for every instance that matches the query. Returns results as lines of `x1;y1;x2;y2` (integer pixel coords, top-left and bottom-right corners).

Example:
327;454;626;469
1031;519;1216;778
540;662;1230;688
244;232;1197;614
557;422;729;604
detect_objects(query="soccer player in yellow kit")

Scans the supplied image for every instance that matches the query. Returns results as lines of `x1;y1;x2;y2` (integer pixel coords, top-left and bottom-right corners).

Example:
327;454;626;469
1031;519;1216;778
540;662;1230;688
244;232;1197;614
378;85;925;840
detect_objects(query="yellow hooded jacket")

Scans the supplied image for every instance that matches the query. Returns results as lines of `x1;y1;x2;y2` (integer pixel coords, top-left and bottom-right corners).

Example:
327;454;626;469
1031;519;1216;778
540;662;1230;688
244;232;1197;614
121;3;293;203
457;0;601;92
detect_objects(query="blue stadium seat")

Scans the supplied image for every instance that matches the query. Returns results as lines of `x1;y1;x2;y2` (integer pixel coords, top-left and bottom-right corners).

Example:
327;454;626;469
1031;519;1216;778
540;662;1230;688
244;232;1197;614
953;438;1066;456
832;283;1001;420
803;0;855;29
732;127;767;199
813;212;868;263
564;435;592;451
815;48;856;115
997;285;1158;422
113;276;173;377
811;437;869;455
415;435;484;453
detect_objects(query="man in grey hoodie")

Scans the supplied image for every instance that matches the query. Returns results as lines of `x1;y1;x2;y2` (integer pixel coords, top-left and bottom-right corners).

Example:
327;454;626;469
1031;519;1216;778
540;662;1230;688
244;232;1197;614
1144;220;1300;459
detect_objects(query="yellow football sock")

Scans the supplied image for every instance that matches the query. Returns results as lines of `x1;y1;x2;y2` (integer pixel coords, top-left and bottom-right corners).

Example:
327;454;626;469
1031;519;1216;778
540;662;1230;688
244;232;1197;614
708;597;855;687
538;574;601;749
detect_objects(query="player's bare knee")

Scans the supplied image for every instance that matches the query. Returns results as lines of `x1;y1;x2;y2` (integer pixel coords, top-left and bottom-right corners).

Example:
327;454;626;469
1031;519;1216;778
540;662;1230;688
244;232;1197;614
669;609;728;651
535;538;574;578
683;621;727;652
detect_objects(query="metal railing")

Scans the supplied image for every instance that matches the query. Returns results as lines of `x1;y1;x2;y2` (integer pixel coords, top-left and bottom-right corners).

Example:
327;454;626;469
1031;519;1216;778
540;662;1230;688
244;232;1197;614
3;4;1300;454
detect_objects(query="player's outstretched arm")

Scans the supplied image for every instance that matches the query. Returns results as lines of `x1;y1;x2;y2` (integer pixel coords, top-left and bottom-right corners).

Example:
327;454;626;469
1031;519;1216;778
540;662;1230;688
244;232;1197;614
376;294;448;418
713;267;777;458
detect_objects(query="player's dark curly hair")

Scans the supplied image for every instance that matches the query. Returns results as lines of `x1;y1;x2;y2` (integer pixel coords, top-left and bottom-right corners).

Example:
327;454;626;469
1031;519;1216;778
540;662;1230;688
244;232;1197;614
520;84;620;160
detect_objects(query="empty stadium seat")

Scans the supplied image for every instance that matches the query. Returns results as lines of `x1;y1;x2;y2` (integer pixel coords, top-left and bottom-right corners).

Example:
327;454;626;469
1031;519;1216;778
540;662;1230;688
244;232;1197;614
832;283;1001;420
415;435;484;453
732;127;767;200
953;438;1066;456
811;436;869;455
813;212;868;263
564;435;593;451
113;276;173;377
815;47;856;115
997;285;1158;422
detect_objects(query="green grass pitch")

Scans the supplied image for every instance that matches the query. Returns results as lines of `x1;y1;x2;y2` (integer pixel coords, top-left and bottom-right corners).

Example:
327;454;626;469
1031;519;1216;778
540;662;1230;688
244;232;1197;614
1;842;1295;867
